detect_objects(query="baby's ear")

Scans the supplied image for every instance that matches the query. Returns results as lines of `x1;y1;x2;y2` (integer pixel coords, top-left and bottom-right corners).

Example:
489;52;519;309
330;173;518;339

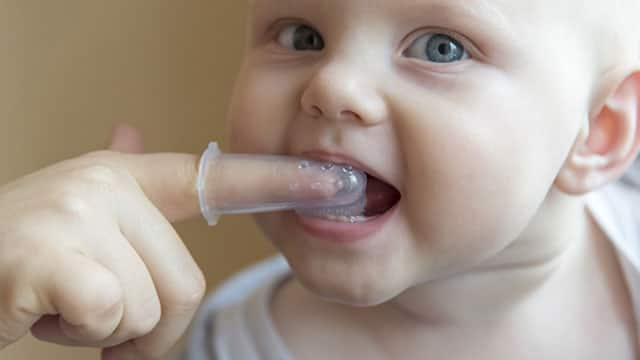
555;71;640;195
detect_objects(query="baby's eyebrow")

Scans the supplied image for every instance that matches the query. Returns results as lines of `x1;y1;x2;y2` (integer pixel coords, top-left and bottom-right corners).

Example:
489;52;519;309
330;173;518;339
251;0;513;40
401;0;512;36
396;0;516;53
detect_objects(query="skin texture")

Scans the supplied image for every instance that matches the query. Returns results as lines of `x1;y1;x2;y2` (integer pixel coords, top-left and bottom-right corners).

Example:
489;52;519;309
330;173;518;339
1;1;639;358
229;0;640;358
0;124;207;359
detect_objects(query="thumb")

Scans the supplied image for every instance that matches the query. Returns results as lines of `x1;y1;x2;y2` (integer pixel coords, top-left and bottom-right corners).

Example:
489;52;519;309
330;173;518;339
108;123;144;154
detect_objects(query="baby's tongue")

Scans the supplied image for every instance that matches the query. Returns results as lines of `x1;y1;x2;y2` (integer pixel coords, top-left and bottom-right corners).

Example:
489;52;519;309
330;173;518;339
363;176;401;217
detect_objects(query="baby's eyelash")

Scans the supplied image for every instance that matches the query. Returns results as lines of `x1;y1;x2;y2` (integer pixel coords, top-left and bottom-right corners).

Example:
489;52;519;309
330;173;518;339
264;19;314;40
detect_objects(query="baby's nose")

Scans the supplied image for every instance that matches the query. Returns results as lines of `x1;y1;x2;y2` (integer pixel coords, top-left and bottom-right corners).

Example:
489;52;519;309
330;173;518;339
300;61;388;127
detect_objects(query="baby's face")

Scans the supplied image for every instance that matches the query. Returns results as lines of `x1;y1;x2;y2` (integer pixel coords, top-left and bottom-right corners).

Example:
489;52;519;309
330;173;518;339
228;0;600;305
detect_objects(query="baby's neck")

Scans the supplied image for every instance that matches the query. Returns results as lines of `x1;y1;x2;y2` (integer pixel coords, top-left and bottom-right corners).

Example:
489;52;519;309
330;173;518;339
389;194;598;326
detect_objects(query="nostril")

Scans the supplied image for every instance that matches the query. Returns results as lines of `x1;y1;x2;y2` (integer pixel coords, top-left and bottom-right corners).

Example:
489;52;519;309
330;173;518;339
340;110;362;122
310;105;323;117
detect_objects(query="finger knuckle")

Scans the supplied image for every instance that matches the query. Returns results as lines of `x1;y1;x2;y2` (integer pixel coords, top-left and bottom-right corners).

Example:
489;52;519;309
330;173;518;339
74;164;121;189
1;247;49;313
0;248;28;291
51;189;93;220
166;272;206;313
0;255;48;343
50;165;123;219
0;272;26;325
129;311;161;339
74;272;123;320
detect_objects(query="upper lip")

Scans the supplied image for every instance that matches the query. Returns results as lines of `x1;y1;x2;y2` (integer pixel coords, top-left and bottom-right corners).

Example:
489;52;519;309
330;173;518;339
300;149;393;188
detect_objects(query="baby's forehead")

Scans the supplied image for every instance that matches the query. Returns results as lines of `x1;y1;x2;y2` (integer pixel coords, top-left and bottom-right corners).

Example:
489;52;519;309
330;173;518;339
248;0;630;32
249;0;572;21
247;0;601;45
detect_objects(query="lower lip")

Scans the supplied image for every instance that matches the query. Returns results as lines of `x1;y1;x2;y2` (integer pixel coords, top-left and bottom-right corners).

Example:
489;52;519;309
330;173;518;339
294;205;398;244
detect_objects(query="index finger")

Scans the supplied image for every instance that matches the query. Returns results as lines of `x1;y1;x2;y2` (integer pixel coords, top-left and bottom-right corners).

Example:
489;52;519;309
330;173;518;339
115;152;202;222
108;144;366;224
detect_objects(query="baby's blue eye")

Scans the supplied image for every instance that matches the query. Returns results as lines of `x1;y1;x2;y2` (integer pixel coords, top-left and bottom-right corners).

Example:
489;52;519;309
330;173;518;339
277;24;325;51
404;33;470;63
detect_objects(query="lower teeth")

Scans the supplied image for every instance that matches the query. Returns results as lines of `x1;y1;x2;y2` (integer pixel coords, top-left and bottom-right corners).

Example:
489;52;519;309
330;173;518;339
318;214;373;223
296;194;367;219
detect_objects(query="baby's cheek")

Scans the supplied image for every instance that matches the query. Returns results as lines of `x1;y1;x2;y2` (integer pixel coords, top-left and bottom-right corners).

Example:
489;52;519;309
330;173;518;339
401;121;553;272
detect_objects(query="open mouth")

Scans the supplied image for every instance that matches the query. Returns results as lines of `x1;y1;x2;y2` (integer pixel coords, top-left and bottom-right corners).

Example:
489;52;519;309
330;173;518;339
297;172;402;223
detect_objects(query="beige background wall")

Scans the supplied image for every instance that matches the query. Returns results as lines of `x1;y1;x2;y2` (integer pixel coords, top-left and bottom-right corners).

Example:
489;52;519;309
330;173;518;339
0;1;275;359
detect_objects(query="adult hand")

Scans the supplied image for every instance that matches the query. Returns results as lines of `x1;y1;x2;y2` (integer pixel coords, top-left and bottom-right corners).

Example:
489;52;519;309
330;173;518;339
0;124;205;359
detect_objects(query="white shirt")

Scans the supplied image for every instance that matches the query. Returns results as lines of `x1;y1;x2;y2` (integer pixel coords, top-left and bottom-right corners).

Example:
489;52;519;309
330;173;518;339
184;180;640;360
185;255;293;360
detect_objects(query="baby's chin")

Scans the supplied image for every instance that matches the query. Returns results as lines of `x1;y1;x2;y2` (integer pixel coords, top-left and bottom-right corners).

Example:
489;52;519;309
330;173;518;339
285;253;413;307
254;212;419;306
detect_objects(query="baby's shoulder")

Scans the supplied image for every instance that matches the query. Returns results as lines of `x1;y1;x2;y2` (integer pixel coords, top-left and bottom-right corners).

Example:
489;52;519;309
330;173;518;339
183;255;292;360
587;182;640;260
586;182;640;327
